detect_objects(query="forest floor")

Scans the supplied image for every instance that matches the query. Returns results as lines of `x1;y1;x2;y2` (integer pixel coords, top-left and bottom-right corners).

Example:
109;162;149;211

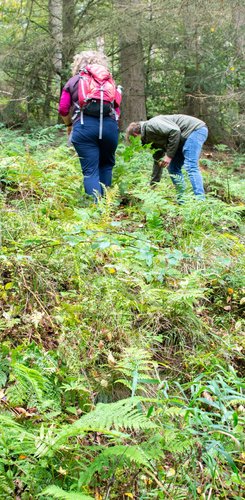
0;125;245;499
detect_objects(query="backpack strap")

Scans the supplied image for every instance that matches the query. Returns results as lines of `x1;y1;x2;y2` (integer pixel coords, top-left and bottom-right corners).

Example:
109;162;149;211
99;85;104;140
79;72;88;106
72;102;81;122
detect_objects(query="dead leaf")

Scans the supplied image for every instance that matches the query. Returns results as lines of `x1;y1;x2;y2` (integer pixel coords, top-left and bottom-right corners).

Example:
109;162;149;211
108;352;116;366
223;305;231;311
58;466;67;475
0;389;5;400
14;407;27;415
165;467;176;477
202;391;214;403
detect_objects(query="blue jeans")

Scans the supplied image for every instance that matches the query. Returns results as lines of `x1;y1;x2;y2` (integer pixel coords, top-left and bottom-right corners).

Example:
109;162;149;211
168;126;208;199
71;115;119;197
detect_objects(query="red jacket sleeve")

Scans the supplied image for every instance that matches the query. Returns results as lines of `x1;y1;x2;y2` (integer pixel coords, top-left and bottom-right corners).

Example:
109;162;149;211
58;89;72;116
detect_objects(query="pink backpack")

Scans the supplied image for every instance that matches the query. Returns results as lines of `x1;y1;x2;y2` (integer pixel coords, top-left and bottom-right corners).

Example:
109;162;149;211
78;64;121;138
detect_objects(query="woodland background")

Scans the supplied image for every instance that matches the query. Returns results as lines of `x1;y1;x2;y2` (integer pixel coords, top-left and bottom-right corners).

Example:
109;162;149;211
0;0;245;145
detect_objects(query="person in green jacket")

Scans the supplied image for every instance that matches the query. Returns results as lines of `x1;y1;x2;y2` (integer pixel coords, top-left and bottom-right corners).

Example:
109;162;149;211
126;114;208;200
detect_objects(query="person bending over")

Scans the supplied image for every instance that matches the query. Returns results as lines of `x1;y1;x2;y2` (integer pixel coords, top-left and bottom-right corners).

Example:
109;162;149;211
58;50;122;199
126;114;208;201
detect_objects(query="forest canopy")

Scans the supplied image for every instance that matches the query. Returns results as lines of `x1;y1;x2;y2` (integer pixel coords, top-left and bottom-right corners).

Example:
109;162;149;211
0;0;244;145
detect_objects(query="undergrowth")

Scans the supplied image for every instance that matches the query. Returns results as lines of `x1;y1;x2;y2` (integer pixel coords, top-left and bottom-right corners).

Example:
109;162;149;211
0;126;244;499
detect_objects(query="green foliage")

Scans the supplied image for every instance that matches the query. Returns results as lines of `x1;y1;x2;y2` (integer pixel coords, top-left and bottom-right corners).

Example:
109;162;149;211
0;128;244;498
41;486;94;499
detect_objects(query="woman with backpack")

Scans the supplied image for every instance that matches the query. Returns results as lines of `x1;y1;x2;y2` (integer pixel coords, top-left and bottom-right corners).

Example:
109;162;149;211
58;51;122;199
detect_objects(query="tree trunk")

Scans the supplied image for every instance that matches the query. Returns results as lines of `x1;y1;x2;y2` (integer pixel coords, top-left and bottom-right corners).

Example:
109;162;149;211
116;1;146;130
62;0;75;86
49;0;63;85
232;1;245;147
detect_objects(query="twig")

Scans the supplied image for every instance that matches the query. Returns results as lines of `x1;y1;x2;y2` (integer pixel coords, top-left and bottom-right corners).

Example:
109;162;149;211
0;91;29;101
145;469;170;496
208;430;241;448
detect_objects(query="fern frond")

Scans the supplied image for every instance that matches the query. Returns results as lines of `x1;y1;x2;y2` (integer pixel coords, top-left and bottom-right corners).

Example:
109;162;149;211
0;415;36;455
0;414;23;429
228;398;245;406
8;362;46;400
164;407;186;417
41;485;93;500
6;361;60;409
75;397;157;432
35;398;156;457
163;429;194;454
79;444;154;485
166;287;205;304
0;474;13;499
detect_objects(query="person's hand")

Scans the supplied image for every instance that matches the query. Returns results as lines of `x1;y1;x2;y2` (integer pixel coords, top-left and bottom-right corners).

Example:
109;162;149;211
158;156;172;168
67;125;72;136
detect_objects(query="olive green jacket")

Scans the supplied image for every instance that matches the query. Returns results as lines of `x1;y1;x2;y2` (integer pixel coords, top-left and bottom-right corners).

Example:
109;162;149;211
140;114;206;158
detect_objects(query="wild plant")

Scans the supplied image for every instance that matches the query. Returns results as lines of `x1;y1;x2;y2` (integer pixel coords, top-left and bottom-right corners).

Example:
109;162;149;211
0;127;244;499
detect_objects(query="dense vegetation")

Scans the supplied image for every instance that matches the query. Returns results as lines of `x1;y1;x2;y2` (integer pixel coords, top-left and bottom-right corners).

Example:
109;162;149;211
0;126;244;499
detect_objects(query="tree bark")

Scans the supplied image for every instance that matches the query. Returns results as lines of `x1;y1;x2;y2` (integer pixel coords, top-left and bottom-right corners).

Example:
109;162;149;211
49;0;63;81
62;0;75;85
116;1;146;130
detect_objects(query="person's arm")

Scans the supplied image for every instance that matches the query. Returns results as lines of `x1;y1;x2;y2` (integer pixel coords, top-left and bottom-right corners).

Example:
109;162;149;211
58;89;72;133
166;127;181;158
114;87;122;120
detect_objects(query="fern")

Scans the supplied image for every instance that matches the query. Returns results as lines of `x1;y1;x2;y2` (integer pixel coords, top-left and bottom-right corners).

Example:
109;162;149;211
6;362;60;410
116;347;158;397
163;429;194;454
0;474;13;500
166;287;205;305
73;397;157;432
79;444;155;485
0;414;23;429
41;485;93;500
7;362;46;400
35;398;156;457
0;415;36;455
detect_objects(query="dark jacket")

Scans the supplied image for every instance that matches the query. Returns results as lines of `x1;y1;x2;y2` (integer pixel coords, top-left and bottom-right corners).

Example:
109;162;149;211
141;114;206;158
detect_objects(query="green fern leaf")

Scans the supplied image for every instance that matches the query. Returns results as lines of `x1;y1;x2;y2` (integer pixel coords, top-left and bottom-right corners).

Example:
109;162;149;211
0;415;36;455
75;397;157;432
79;444;154;485
41;485;93;500
35;398;156;457
5;361;60;409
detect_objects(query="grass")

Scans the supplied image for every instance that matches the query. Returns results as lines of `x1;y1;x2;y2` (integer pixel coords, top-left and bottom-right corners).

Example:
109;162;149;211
0;125;244;499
